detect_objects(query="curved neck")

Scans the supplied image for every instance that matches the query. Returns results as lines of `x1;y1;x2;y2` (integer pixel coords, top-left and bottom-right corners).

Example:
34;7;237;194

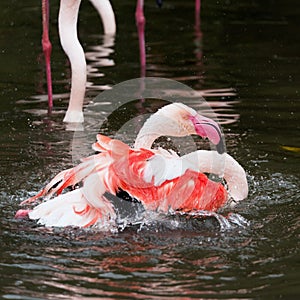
182;150;248;201
134;107;192;149
134;113;163;148
134;110;162;148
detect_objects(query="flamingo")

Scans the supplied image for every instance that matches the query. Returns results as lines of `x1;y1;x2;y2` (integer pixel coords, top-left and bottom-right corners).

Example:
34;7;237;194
16;103;248;228
42;0;163;123
41;0;116;122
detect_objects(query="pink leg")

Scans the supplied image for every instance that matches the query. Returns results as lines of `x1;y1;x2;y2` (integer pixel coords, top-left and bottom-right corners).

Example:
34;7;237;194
194;0;203;61
135;0;146;76
195;0;201;21
42;0;53;114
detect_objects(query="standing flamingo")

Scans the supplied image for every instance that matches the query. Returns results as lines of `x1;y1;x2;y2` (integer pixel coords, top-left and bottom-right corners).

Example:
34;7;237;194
42;0;162;123
41;0;116;123
16;103;248;228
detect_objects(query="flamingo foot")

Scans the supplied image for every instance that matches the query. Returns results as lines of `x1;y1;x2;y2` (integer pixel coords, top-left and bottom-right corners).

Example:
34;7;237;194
63;110;84;123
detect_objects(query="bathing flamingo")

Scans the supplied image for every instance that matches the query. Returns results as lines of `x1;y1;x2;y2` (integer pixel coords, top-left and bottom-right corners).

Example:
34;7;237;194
42;0;161;122
16;103;248;228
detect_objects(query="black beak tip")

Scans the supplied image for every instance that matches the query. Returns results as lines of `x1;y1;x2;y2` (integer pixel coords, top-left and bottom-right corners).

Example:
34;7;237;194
216;139;226;154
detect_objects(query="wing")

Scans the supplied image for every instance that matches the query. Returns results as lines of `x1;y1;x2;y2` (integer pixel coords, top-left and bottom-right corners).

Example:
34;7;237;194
114;147;227;213
181;150;248;202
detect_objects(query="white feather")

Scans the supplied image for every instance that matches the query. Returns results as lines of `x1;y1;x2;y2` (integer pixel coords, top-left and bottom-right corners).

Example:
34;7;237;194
29;175;116;229
182;150;248;202
143;149;248;202
143;152;189;186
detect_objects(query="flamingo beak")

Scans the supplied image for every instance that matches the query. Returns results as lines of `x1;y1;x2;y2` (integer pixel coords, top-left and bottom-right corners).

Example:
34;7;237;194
190;115;225;154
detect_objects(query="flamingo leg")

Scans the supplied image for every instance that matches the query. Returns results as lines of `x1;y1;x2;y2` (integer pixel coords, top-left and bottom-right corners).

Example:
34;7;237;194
59;0;86;123
195;0;201;38
89;0;116;35
195;0;201;20
135;0;146;76
59;0;116;123
42;0;53;114
194;0;203;61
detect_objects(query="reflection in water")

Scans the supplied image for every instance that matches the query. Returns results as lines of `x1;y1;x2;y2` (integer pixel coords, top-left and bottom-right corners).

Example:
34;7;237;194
16;34;116;128
85;34;115;93
17;1;241;130
1;168;299;299
1;222;249;299
143;0;240;127
1;216;275;299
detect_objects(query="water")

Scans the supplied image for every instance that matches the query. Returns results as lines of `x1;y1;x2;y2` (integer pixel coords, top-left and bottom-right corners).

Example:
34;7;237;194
0;0;299;298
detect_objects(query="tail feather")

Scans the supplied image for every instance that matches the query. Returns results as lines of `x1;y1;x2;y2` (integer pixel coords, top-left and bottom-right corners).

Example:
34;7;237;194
21;167;79;205
21;152;112;206
92;134;113;152
28;188;116;228
22;140;118;228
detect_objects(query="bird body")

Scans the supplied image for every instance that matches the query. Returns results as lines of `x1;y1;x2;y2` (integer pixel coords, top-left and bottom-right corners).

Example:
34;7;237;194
16;103;248;229
22;135;228;228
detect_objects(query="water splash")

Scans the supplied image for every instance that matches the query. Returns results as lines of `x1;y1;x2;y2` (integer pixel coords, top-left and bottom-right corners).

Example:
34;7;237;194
107;193;249;233
174;210;250;231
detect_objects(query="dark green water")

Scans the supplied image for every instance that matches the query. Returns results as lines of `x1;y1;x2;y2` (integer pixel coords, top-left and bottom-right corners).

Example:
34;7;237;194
0;0;299;299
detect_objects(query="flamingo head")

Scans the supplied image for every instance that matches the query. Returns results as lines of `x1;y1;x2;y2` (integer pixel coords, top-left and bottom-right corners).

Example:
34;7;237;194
160;103;225;153
135;103;225;153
